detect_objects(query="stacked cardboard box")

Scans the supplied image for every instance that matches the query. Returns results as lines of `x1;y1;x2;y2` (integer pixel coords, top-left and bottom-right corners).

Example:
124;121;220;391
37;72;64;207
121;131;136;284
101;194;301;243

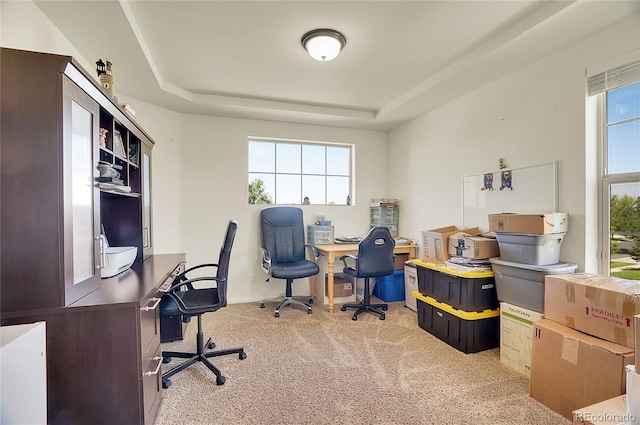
571;315;640;424
499;302;543;377
530;274;640;420
422;226;479;264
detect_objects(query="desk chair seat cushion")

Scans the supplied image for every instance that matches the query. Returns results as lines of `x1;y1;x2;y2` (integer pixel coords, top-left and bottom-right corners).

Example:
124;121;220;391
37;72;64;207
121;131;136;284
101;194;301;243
271;260;319;280
160;288;220;317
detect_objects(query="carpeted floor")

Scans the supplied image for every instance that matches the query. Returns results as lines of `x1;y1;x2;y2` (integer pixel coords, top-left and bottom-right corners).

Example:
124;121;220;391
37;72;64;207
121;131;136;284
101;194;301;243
156;300;570;425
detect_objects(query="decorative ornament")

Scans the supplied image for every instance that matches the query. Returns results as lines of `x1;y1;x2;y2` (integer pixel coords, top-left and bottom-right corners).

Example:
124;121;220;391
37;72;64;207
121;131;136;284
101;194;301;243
96;58;114;96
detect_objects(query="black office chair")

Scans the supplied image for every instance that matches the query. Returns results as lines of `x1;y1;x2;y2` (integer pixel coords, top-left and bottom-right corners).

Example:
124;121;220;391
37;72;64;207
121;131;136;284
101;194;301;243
160;220;246;388
340;227;396;321
258;206;320;317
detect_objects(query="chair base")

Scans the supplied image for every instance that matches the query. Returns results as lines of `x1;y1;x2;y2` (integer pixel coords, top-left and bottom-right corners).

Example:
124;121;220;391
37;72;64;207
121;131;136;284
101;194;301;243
260;296;313;318
341;301;388;321
161;315;246;388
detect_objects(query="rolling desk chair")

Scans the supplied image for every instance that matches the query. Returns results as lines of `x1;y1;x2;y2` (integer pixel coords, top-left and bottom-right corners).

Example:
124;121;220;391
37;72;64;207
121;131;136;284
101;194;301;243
259;206;320;317
340;227;396;321
159;220;246;387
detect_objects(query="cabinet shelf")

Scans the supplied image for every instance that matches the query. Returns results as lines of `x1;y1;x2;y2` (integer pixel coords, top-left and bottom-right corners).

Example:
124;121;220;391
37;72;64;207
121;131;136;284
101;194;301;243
99;189;141;198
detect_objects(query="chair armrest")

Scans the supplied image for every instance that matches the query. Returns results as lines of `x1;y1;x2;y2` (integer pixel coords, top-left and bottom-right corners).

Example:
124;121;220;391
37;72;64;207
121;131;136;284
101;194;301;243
259;247;272;276
339;254;358;269
165;276;226;316
305;244;320;260
175;263;220;290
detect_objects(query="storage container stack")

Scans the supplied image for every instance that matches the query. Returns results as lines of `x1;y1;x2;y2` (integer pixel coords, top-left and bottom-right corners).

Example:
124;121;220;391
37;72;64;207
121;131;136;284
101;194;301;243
486;213;578;378
412;226;501;354
488;212;577;314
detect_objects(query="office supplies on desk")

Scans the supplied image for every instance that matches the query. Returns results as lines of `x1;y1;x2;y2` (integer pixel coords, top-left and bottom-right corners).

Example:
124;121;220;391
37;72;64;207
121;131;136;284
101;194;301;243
335;236;362;244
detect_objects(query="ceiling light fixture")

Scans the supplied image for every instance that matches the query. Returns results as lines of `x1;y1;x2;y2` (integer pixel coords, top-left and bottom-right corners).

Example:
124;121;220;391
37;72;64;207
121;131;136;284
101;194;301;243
301;29;346;62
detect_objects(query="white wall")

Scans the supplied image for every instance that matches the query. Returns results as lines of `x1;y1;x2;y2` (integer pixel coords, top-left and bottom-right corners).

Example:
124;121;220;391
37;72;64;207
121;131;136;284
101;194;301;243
4;1;639;300
1;1;388;303
176;115;387;303
388;13;640;273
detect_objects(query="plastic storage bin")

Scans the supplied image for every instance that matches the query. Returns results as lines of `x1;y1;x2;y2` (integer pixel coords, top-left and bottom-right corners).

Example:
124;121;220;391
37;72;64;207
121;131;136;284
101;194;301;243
489;257;577;313
404;262;418;311
373;270;405;302
416;262;498;312
414;292;500;354
495;232;565;265
307;225;334;245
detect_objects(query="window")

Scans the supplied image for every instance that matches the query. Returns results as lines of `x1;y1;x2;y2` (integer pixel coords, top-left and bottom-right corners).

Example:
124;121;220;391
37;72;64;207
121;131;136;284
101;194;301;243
590;61;640;279
248;138;352;205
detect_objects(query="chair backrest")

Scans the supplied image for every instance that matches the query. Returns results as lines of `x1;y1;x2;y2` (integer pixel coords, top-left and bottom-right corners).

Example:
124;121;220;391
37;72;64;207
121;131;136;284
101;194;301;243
357;227;396;277
260;206;306;265
216;220;238;306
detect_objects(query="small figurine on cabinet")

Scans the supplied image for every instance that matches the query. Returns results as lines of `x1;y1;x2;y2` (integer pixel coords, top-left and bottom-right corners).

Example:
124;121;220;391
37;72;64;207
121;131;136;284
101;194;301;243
99;128;108;148
96;58;114;96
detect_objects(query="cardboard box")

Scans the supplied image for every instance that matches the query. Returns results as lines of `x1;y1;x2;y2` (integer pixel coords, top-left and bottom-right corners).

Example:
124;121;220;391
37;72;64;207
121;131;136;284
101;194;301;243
636;315;640;370
544;273;640;348
488;212;568;234
393;253;409;270
530;319;634;421
325;273;353;298
499;302;544;377
627;365;640;423
448;233;499;259
572;395;629;425
422;226;480;264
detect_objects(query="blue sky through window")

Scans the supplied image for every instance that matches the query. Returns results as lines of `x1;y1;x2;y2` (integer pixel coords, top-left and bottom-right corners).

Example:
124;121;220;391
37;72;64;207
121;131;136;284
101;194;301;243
607;82;640;177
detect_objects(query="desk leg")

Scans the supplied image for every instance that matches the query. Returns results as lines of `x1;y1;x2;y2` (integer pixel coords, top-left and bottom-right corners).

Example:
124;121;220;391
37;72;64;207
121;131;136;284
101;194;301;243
310;273;316;298
327;257;334;313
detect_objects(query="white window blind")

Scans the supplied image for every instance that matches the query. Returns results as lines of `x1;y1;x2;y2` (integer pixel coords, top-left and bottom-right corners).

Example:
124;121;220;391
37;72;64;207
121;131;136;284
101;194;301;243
588;60;640;96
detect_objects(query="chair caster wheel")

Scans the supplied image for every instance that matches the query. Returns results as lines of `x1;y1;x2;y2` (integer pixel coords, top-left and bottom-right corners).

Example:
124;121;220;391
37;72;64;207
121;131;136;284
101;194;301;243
162;378;171;389
307;308;312;314
274;312;280;318
162;357;171;364
382;306;388;311
352;315;358;321
207;341;216;350
341;306;347;311
239;352;247;360
379;314;386;320
308;298;313;304
216;375;226;385
260;303;265;309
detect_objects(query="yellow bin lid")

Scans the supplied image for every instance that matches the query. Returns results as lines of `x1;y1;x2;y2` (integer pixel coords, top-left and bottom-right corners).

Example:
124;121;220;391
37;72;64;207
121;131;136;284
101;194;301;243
412;291;499;320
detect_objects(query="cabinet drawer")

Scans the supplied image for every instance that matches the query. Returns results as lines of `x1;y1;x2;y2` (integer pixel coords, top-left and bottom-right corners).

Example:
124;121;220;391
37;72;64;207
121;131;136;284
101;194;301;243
139;296;161;364
140;261;185;356
141;344;163;425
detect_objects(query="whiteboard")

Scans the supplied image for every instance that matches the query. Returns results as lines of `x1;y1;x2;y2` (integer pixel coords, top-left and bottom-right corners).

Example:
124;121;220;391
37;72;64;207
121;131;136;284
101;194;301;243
463;162;558;232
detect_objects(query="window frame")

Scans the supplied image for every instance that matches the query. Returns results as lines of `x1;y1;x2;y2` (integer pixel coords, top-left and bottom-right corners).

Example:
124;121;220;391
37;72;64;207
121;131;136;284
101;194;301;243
248;137;354;206
596;80;640;275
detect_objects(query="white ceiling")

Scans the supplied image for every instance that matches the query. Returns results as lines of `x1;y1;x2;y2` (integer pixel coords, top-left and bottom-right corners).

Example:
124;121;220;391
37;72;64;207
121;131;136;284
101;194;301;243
35;0;639;131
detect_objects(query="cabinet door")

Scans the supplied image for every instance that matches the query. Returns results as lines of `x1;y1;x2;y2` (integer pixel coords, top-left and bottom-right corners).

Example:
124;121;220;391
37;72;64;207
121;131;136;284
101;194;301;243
141;143;153;259
62;76;102;304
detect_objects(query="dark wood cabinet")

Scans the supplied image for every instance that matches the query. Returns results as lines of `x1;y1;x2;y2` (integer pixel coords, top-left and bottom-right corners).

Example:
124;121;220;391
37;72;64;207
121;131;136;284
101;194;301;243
1;48;176;425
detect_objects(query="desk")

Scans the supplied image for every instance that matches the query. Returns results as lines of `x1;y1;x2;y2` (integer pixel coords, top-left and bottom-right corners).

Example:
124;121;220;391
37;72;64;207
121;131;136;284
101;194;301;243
313;243;418;313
